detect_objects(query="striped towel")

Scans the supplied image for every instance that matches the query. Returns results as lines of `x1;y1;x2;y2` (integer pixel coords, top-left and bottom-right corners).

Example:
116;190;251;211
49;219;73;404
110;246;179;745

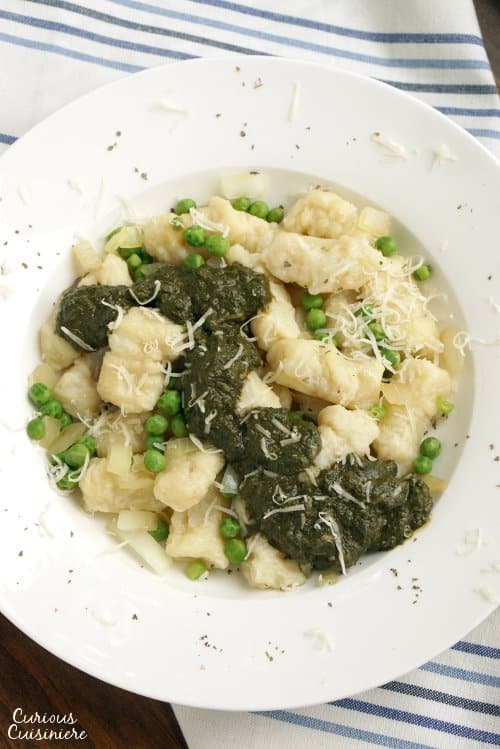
1;1;499;747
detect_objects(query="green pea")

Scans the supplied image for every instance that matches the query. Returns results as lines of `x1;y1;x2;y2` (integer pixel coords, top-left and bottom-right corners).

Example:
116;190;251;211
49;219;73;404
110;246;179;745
413;455;433;475
57;474;77;491
355;304;374;318
78;435;96;456
369;403;387;420
301;291;324;311
266;206;285;224
205;234;230;257
306;308;327;331
133;267;147;281
145;433;165;451
157;390;181;416
149;518;169;542
220;517;241;539
419;437;442;460
413;264;432;282
117;246;141;260
106;226;123;241
224;538;247;565
144;414;169;435
176;198;196;215
127;253;142;272
375;235;397;257
379;348;400;370
248;200;269;219
27;417;45;441
231;196;252;212
367;321;386;341
184;225;206;247
59;412;73;430
184;253;205;270
138;250;153;265
28;383;52;408
144;449;167;473
186;559;208;580
171;413;188;438
61;443;89;469
287;411;302;424
315;331;338;347
437;395;454;415
41;399;63;419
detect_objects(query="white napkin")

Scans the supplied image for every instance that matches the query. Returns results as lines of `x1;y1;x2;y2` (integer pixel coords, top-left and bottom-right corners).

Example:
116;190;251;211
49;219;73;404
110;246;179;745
1;1;499;747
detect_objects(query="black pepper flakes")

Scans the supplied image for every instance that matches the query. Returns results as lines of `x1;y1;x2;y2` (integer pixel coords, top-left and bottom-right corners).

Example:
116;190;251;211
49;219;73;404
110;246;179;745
18;550;23;557
132;613;138;620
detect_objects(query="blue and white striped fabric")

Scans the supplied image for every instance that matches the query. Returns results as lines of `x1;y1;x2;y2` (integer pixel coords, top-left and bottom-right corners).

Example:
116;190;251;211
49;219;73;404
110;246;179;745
1;1;499;747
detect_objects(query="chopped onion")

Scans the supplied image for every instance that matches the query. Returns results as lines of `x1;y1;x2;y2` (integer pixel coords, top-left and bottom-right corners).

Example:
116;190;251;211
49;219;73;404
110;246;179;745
219;172;270;200
104;225;143;254
39;417;63;449
48;422;87;454
117;510;158;532
219;464;239;497
422;475;447;496
107;444;133;475
357;206;391;237
115;528;170;574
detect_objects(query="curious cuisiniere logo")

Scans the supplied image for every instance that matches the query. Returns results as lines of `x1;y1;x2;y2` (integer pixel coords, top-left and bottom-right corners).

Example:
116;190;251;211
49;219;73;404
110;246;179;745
7;709;87;741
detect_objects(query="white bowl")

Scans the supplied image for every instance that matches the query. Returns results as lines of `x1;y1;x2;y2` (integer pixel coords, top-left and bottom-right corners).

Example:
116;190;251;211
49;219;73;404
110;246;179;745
0;56;498;710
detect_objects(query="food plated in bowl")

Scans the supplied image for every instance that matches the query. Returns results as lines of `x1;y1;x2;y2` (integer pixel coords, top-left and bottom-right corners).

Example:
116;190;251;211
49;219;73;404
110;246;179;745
25;175;462;590
0;56;498;709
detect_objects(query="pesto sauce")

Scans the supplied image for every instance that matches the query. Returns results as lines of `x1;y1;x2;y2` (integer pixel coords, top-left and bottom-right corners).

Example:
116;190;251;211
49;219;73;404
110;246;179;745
56;284;134;351
239;457;433;573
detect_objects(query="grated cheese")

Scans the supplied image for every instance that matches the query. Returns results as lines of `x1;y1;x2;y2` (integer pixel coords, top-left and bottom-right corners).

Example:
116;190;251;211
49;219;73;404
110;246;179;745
314;512;346;575
192;307;214;333
474;586;499;604
204;409;217;434
280;432;301;447
260;437;278;460
263;504;305;520
59;326;96;352
223;343;244;369
372;131;410;159
456;527;484;556
17;183;31;205
67;177;84;194
288;81;300;122
304;629;335;652
128;279;162;306
189;206;229;238
189;434;223;454
489;297;500;314
433;143;457;170
101;300;125;331
244;533;261;560
155;98;189;115
331;481;365;508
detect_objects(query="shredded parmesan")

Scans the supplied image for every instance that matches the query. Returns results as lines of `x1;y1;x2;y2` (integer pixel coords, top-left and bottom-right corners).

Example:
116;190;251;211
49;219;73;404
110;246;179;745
67;177;84;194
280;433;301;447
128;279;162;306
204;409;217;434
433;144;457;169
192;307;214;333
155;98;189;115
489;297;500;314
17;183;30;205
304;629;335;652
59;326;96;352
288;81;300;122
189;207;229;238
314;511;347;575
456;528;484;556
244;533;261;560
372;131;410;159
474;586;499;604
188;434;223;454
101;300;125;331
263;504;305;520
260;437;278;460
223;344;244;369
331;482;365;508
